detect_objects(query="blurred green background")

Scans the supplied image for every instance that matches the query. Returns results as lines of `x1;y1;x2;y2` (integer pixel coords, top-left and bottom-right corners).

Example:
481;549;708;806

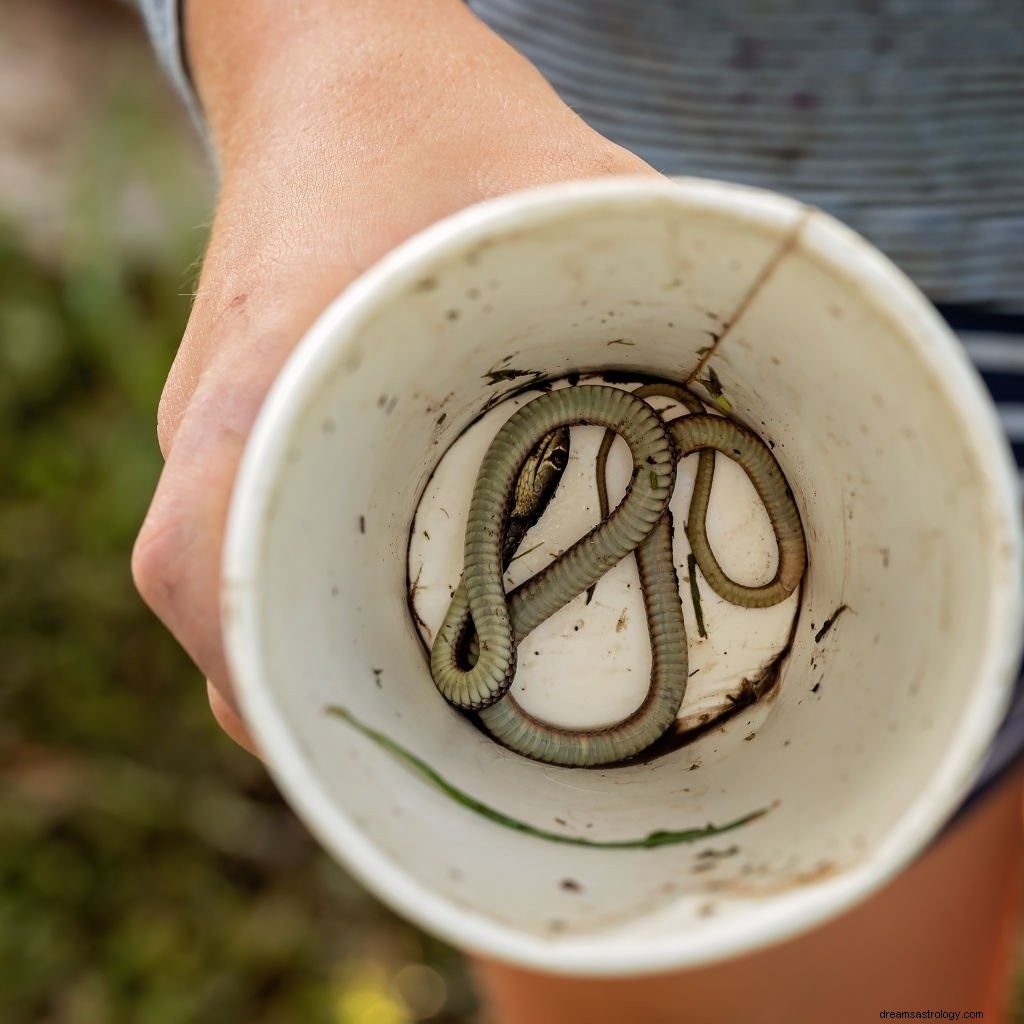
2;2;1022;1022
0;1;476;1020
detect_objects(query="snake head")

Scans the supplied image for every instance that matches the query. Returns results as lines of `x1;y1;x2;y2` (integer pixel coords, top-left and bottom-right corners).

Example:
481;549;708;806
509;426;571;527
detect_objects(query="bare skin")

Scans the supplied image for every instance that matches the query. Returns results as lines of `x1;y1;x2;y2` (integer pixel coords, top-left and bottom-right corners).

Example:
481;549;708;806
131;1;1024;1016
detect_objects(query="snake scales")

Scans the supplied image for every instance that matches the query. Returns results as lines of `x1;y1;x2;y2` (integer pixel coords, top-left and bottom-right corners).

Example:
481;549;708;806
429;383;807;767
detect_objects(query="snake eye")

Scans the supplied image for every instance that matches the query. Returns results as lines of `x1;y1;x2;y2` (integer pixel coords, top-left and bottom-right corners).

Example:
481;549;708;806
548;449;568;471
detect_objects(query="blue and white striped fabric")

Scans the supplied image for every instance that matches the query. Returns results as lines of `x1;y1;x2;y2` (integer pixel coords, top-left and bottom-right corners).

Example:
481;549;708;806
956;314;1024;490
134;0;1024;808
472;0;1024;311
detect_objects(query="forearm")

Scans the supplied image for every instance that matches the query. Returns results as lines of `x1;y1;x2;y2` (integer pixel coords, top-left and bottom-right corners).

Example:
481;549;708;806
177;0;647;325
185;0;590;177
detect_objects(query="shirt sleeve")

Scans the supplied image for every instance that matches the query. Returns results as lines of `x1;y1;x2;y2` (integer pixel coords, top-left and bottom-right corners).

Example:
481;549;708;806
132;0;205;129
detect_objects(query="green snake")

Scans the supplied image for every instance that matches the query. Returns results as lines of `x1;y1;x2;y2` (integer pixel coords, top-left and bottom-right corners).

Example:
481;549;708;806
429;383;807;767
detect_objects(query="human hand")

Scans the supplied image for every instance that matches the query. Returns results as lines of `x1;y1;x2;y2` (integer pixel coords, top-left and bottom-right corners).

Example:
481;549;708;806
131;0;659;753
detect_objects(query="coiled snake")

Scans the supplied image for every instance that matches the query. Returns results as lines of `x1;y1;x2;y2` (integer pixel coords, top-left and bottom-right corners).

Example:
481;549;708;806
429;383;806;767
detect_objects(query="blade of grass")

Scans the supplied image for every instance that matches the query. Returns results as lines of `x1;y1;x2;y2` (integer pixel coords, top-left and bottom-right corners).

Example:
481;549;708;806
326;706;769;849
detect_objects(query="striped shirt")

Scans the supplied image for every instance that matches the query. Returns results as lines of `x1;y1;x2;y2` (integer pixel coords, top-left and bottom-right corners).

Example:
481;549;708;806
135;0;1024;809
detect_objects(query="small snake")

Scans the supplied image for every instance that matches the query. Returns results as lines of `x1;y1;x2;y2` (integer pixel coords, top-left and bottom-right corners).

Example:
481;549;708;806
429;384;806;767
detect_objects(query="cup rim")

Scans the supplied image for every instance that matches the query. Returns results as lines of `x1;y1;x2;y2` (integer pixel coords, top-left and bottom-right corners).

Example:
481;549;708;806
221;175;1023;975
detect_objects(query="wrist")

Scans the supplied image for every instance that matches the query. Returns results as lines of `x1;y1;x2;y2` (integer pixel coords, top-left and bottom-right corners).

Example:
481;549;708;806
185;0;534;174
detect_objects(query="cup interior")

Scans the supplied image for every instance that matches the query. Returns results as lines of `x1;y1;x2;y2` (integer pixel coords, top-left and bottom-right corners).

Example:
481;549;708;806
223;178;1021;973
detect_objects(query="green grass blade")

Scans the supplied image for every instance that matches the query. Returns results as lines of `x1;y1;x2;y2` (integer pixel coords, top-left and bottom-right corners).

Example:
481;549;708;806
326;706;769;849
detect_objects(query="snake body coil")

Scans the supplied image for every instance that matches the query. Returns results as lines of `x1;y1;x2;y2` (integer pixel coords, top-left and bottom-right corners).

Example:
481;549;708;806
429;383;807;767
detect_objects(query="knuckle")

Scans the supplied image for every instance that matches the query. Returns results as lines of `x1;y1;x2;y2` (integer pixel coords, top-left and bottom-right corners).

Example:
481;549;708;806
131;504;182;614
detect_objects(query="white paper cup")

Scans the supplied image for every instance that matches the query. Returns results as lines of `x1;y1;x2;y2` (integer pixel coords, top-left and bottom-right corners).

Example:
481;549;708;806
222;177;1022;976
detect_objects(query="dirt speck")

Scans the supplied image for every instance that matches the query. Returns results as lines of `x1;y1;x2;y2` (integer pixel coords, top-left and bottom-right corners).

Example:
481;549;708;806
698;845;739;860
814;604;849;643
